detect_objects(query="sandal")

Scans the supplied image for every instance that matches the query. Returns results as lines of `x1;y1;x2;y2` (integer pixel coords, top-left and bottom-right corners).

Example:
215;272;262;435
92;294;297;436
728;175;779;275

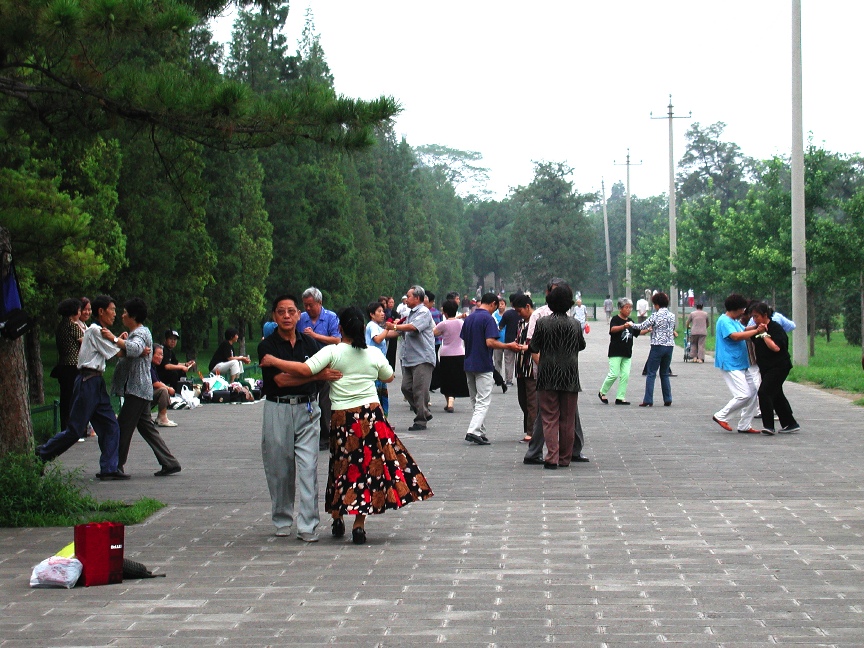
598;392;608;404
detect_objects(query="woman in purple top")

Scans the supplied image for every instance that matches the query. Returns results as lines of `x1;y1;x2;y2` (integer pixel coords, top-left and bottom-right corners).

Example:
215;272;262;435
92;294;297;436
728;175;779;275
433;300;470;412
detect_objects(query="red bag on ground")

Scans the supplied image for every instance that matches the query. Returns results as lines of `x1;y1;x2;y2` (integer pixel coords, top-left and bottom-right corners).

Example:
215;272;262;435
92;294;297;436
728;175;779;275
584;323;590;334
74;522;124;586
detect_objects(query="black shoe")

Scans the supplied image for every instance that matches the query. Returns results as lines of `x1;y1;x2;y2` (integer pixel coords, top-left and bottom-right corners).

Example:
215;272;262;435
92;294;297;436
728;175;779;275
572;454;590;462
523;457;544;465
408;424;427;431
638;402;652;407
352;527;366;545
761;428;776;436
667;373;677;377
615;399;630;405
465;433;490;445
425;414;433;421
663;402;672;407
501;383;508;394
543;462;558;470
96;471;130;481
154;466;181;477
598;392;608;404
780;423;801;433
332;518;345;538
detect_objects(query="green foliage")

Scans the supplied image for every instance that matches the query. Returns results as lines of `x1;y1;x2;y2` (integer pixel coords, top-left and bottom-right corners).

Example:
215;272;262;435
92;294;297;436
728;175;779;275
0;453;164;527
788;335;864;396
508;162;596;291
843;291;862;347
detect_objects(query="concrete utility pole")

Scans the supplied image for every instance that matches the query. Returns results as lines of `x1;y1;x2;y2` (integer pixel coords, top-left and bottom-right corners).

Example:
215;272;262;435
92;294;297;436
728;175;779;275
601;178;614;299
790;0;808;366
614;151;641;302
651;95;691;323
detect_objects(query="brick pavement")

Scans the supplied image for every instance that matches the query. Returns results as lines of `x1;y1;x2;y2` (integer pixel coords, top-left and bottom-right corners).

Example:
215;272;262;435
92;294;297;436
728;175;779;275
2;330;863;646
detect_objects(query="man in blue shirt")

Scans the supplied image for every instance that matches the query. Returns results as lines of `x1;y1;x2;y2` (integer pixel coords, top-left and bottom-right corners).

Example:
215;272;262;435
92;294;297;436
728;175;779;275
299;286;341;450
713;293;767;433
460;293;522;445
386;285;436;431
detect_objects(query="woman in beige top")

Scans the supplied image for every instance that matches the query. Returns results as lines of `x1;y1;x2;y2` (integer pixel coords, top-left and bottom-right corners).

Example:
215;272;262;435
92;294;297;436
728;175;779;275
686;303;710;363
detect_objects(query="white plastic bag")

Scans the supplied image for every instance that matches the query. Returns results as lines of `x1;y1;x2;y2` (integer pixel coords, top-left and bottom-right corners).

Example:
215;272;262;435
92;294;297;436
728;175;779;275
180;385;200;409
30;556;83;589
203;373;229;391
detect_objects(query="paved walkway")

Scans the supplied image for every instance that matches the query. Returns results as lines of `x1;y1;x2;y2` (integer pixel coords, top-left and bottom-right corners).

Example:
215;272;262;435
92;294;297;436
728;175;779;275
2;330;863;646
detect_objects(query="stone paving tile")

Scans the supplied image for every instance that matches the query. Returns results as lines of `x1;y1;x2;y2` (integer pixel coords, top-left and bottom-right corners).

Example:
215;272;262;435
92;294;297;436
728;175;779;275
3;335;864;645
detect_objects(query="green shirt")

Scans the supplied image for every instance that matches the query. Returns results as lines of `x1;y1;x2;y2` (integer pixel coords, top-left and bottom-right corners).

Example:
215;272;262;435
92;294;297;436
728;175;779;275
305;343;394;409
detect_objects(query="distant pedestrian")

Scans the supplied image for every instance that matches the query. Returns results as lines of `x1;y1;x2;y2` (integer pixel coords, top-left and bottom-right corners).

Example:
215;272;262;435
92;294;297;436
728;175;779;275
686;303;710;363
603;295;614;322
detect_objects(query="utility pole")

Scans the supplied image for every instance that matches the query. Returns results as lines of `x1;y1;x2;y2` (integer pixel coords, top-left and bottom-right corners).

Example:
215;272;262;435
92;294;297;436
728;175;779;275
651;95;691;324
614;151;641;302
790;0;808;365
601;178;614;299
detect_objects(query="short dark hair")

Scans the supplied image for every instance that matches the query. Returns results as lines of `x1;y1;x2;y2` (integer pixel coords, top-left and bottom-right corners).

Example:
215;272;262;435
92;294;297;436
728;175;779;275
445;291;459;301
271;294;299;312
124;297;148;323
480;292;498;305
547;277;565;292
512;294;533;309
695;303;704;309
652;292;670;308
546;285;574;314
442;299;458;318
751;302;772;318
366;301;384;319
57;298;82;317
338;306;367;350
91;295;114;317
724;293;748;312
224;327;239;341
509;291;523;303
425;291;435;303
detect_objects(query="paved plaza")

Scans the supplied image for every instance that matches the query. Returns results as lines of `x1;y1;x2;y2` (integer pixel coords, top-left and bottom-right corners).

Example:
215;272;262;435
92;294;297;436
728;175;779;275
2;331;863;646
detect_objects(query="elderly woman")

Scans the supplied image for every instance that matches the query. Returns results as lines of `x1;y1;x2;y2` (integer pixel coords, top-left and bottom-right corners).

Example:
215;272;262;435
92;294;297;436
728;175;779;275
264;306;433;544
433;299;470;412
529;285;586;469
750;303;800;435
598;297;640;406
52;298;84;430
629;292;677;407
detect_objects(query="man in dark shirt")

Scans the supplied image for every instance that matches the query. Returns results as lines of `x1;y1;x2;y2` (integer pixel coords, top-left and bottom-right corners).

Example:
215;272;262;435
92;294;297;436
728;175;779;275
257;294;341;542
497;293;522;386
157;329;195;391
460;293;521;446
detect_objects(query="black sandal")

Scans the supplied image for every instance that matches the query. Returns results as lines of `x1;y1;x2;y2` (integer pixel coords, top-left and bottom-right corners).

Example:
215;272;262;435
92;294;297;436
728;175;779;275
598;392;609;404
352;527;366;545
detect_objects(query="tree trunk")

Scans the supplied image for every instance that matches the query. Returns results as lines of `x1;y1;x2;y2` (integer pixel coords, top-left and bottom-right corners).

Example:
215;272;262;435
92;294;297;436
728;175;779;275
238;317;247;356
25;324;44;404
808;289;816;358
0;227;34;455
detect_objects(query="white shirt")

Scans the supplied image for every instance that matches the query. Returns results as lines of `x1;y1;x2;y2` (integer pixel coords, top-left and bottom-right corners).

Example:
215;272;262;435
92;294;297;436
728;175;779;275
636;298;649;317
78;323;120;372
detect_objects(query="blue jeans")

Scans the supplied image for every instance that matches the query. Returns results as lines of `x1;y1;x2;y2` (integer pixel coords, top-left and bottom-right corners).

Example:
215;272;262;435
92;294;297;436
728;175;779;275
37;373;120;474
643;345;673;405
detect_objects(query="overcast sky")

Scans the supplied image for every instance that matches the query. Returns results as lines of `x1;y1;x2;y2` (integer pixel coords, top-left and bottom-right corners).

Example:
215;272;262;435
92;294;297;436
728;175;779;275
210;1;862;200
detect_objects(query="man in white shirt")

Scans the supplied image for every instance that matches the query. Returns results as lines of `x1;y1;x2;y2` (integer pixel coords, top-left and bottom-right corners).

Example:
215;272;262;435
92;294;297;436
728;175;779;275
36;295;129;480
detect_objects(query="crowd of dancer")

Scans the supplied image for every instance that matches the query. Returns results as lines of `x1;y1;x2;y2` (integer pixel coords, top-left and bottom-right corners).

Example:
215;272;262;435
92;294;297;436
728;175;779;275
38;280;800;544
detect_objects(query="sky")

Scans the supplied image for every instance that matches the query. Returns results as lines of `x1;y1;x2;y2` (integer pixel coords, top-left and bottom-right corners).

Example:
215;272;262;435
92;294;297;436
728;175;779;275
210;1;863;200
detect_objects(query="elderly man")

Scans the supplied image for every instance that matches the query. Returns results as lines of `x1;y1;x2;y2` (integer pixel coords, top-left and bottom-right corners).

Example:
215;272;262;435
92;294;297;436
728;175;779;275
36;295;128;480
298;286;341;450
386;285;436;431
258;294;342;541
151;345;177;427
461;293;522;445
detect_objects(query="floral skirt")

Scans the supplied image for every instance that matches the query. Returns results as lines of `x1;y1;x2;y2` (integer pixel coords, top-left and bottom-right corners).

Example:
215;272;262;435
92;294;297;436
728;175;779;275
326;403;433;516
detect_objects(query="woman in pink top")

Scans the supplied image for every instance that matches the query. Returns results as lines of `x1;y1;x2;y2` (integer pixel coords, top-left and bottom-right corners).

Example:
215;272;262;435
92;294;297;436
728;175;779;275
433;300;470;412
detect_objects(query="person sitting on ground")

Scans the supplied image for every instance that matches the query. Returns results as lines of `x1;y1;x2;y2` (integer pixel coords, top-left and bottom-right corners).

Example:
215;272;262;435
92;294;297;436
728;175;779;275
209;327;250;382
157;329;196;391
151;344;178;427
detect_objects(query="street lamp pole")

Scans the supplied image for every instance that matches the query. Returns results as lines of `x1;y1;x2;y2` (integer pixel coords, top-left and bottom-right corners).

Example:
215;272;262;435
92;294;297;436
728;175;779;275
791;0;808;365
614;151;642;302
601;178;614;299
651;95;691;324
